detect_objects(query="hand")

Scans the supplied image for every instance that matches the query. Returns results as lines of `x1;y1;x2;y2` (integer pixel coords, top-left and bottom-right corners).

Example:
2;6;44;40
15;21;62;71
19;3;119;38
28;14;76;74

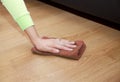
24;26;76;53
34;37;77;53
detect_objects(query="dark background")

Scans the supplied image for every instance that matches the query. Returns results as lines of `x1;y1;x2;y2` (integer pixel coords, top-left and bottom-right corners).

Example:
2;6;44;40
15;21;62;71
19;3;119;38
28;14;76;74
39;0;120;30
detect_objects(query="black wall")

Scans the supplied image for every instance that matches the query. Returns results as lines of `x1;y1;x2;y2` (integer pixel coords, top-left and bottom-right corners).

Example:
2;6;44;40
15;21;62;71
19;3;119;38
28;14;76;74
52;0;120;24
39;0;120;30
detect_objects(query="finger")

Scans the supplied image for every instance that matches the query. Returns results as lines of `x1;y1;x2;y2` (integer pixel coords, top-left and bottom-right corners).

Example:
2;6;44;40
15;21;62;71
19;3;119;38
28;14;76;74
60;39;75;44
64;44;77;48
69;41;75;44
47;47;60;53
55;44;73;51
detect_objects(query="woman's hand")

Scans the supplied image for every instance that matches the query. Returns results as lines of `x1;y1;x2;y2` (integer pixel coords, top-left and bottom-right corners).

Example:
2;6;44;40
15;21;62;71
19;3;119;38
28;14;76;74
24;26;76;53
34;37;76;53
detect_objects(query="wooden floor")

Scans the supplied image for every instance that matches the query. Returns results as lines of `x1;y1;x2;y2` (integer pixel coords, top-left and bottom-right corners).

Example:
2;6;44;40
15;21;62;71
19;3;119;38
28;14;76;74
0;0;120;82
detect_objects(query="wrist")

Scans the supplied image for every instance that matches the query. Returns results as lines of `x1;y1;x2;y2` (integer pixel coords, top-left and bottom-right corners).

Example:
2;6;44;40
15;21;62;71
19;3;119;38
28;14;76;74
24;26;41;46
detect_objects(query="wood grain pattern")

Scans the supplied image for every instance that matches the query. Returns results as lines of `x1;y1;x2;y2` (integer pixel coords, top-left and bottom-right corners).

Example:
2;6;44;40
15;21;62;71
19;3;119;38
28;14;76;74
0;0;120;82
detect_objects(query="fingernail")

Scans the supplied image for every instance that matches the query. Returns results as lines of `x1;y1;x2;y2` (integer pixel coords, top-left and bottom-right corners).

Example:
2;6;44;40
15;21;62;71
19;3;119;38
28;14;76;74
69;49;73;51
55;50;60;53
74;45;77;47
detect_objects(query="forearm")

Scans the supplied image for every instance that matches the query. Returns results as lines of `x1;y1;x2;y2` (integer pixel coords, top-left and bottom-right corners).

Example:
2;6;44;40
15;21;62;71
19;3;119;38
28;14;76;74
1;0;34;30
1;0;40;46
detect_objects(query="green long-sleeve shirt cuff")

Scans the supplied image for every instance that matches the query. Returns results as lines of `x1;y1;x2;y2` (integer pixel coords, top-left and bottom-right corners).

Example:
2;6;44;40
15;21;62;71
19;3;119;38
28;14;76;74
16;14;34;30
1;0;34;31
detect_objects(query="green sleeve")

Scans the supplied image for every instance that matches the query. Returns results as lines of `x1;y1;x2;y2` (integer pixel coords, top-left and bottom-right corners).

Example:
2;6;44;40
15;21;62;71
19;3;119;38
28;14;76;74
1;0;34;30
